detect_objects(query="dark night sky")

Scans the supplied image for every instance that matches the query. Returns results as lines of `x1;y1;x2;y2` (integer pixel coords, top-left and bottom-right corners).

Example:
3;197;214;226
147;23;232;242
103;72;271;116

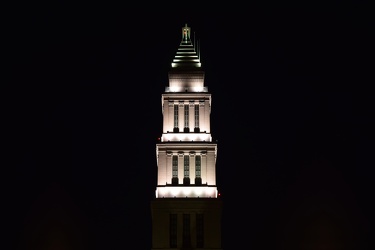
6;3;374;250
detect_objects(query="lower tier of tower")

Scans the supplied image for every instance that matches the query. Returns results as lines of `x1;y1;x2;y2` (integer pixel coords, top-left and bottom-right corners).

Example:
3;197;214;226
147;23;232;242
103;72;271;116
151;198;223;250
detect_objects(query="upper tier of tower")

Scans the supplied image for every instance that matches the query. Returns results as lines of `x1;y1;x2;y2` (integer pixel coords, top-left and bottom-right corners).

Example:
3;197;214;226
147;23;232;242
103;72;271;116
167;24;206;93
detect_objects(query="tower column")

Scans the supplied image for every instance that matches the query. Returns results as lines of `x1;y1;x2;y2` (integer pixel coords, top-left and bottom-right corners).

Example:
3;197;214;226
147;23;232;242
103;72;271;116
190;152;195;183
201;152;207;185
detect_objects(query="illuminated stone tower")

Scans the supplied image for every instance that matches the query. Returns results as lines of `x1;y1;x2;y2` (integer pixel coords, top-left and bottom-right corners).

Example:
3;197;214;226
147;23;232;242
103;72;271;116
151;24;223;250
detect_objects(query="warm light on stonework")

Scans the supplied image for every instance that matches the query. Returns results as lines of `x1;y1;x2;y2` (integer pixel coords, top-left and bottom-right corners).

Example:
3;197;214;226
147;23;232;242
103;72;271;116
161;133;211;142
166;86;206;92
171;62;201;68
156;186;218;198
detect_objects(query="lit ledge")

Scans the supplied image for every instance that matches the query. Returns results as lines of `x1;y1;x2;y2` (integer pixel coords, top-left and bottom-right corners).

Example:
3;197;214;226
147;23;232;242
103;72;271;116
165;86;207;92
171;62;201;68
161;133;211;142
156;186;218;198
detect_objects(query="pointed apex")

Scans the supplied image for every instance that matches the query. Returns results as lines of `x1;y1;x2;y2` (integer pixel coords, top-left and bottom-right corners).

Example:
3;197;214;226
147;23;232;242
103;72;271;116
171;24;201;69
182;24;191;43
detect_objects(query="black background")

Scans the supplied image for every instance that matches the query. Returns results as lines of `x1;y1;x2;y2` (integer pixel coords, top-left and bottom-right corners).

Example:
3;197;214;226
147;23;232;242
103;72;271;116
6;3;374;250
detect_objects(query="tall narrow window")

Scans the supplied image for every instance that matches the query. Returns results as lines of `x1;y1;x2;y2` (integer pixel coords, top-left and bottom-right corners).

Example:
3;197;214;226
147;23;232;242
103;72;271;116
195;155;202;185
172;155;178;185
194;104;200;132
184;104;189;132
196;213;204;248
173;104;179;132
170;214;177;248
183;155;190;185
182;214;191;248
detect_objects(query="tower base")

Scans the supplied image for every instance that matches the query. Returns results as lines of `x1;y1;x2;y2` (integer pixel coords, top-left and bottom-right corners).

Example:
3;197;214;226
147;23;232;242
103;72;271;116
151;198;223;250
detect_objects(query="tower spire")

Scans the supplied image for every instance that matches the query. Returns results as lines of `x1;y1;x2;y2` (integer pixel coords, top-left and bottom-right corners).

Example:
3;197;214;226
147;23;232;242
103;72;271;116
171;23;201;68
182;23;190;42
